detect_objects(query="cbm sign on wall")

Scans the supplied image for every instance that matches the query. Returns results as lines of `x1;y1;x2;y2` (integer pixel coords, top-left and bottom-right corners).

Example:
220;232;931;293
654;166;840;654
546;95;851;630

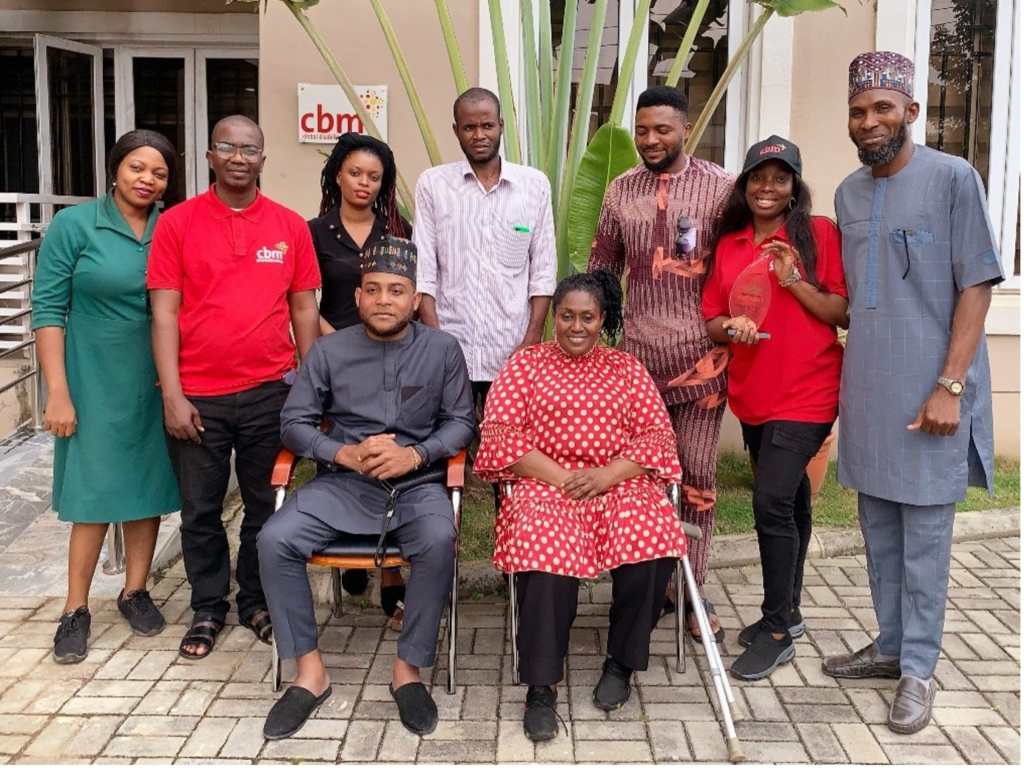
297;83;388;143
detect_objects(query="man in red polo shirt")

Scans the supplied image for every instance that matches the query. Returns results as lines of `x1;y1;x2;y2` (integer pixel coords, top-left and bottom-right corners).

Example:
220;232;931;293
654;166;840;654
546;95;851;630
148;115;320;660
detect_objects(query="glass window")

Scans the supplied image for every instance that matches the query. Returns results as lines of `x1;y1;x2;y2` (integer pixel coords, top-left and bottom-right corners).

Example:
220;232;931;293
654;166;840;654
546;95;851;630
47;47;96;197
926;0;996;187
0;46;39;195
648;0;730;165
132;57;187;206
551;0;621;143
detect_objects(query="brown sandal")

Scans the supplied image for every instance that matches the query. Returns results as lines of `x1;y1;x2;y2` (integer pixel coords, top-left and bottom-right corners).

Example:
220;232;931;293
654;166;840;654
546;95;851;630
179;616;224;660
241;608;273;645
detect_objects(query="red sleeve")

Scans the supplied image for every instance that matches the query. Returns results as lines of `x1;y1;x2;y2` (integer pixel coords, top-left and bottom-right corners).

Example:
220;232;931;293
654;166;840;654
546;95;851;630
290;218;321;292
616;355;682;484
146;214;183;291
474;348;537;481
702;243;729;320
812;218;847;298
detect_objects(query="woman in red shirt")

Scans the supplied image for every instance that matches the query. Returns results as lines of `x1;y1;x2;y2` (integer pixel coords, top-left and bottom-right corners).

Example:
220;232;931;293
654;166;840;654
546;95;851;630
702;136;848;681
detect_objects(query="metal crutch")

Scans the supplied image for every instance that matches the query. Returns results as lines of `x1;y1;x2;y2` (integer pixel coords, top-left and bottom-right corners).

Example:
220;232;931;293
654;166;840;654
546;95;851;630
101;522;126;575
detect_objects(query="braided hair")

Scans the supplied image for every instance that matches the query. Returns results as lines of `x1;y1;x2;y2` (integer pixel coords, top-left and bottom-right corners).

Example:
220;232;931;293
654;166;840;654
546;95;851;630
318;132;409;237
552;269;624;344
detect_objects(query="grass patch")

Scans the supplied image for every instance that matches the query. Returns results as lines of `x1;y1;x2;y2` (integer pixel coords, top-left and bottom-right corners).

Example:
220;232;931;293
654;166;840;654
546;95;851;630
289;454;1019;561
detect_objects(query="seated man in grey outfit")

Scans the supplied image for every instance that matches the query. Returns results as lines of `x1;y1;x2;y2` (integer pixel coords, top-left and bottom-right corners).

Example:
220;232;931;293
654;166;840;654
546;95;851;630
259;236;475;740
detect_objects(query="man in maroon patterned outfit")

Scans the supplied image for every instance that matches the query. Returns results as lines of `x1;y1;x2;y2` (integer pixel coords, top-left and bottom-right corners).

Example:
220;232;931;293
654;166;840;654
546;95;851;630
589;85;733;639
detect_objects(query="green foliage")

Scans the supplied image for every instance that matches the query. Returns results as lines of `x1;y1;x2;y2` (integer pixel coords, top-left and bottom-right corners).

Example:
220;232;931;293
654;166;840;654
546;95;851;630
566;123;638;272
758;0;847;17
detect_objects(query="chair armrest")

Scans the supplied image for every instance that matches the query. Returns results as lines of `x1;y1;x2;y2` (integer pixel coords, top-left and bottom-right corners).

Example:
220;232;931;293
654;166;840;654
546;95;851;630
271;448;300;488
446;450;467;489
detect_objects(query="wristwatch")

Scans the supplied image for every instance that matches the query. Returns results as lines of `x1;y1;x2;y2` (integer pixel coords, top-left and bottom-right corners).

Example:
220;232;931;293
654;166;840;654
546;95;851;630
937;377;964;396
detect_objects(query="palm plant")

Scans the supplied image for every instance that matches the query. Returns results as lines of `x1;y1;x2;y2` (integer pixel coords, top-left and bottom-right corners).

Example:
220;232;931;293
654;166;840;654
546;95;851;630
240;0;846;276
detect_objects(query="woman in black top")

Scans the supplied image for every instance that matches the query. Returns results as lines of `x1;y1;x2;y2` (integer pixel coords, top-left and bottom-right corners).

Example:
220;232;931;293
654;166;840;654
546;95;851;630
308;133;411;625
309;132;410;334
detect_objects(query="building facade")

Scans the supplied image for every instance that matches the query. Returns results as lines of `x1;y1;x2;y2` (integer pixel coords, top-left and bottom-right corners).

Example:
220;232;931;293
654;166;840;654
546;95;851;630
1;0;1018;455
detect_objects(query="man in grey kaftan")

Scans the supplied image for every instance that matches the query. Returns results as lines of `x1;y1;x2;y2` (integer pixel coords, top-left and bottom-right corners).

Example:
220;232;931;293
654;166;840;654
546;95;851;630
259;237;475;740
823;52;1003;736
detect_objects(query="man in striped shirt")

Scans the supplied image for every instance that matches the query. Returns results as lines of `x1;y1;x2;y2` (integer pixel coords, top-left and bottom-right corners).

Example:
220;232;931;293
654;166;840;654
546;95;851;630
589;86;734;642
414;88;557;417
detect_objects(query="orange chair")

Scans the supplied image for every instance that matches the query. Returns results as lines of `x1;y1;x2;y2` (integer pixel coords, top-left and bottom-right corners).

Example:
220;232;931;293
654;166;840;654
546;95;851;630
268;447;467;696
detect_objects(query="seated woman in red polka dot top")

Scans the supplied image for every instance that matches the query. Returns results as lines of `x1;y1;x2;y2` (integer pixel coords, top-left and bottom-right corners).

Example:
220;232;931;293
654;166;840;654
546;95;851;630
476;270;686;742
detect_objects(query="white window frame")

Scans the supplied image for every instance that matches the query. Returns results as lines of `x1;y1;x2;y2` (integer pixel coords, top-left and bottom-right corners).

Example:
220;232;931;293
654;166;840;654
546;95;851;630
33;34;105;197
881;0;1020;295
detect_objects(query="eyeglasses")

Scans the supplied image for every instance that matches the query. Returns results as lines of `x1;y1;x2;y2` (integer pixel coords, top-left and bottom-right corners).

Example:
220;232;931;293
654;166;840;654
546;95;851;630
210;141;262;159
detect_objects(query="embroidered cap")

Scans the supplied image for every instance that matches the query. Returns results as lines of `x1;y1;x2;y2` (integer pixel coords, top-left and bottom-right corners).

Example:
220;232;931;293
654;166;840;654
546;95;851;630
849;51;914;101
361;236;417;284
741;135;802;177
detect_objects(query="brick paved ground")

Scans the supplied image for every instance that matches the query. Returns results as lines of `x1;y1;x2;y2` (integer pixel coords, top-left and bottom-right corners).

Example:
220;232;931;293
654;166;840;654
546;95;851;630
0;536;1018;764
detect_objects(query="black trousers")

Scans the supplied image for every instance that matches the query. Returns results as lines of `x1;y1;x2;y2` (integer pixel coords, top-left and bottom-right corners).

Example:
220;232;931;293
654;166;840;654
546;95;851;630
516;558;675;686
470;380;501;510
740;420;833;634
166;379;290;621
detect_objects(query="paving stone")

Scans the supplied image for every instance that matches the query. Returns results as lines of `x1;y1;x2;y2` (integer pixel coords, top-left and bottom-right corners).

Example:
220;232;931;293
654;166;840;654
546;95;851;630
417;739;497;763
0;735;28;755
796;722;847;763
980;725;1020;763
102;735;186;758
534;723;574;763
933;706;1009;727
831;722;887;763
128;651;179;680
170;682;222;716
785;703;861;723
78;679;154;698
684;721;729;762
739;740;811;763
943;725;1007;764
378;720;420;762
742;687;787;721
574;740;652;762
219;718;264;759
339;719;383;761
0;716;47;737
778;687;849;705
881;743;965;764
424;720;498;741
178;717;237;758
94;649;146;680
734;722;798;741
870;723;950;745
647;720;690;762
574;721;647;740
60;696;139;715
260;738;340;761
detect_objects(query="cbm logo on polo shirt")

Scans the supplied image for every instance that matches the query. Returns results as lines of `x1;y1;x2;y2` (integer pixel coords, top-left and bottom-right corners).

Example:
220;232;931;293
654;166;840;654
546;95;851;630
256;241;289;264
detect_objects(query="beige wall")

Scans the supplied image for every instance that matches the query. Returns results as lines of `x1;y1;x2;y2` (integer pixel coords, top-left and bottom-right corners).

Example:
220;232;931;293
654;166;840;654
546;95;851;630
789;1;875;218
258;0;478;219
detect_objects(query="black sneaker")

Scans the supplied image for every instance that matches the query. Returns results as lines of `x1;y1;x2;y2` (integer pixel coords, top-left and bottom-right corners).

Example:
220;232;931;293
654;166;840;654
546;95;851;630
738;608;806;648
593;658;632;711
523;685;559;742
730;630;795;680
53;606;91;664
117;589;166;637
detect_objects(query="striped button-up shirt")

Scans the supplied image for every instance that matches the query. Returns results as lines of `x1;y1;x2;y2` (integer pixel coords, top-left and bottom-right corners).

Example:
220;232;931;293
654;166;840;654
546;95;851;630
414;159;557;381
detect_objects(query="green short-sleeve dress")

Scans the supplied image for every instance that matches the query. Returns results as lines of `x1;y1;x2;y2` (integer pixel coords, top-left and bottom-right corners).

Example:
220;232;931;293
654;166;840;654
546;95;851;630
31;195;180;523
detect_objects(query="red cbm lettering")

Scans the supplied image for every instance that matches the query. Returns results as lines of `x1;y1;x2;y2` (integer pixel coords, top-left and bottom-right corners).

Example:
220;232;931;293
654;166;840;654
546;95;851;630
300;105;365;136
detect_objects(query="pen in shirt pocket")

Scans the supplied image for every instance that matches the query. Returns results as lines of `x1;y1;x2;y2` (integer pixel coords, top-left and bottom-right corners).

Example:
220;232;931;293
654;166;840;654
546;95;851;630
513;224;531;234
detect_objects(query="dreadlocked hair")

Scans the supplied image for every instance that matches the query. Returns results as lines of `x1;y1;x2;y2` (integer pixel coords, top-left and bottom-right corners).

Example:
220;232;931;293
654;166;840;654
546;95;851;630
552;269;624;344
318;132;409;237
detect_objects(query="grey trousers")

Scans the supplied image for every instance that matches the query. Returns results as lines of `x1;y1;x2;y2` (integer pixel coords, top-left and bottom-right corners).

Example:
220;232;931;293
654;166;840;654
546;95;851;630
858;493;955;680
258;479;456;668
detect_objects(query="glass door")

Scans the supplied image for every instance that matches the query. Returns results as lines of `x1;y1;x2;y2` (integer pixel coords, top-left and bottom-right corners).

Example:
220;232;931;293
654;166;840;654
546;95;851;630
114;48;194;208
195;50;259;193
33;34;105;197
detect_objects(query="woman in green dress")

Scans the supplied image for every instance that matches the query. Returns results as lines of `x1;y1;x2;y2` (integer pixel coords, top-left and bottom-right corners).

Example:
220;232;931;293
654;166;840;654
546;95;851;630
33;130;182;664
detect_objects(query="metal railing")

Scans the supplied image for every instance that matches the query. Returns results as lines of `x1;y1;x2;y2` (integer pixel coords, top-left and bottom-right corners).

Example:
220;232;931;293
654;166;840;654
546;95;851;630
0;197;127;575
0;239;44;437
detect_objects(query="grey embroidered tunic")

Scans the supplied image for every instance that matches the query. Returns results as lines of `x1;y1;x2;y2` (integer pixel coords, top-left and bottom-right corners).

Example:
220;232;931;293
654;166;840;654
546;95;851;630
835;145;1003;506
279;321;476;532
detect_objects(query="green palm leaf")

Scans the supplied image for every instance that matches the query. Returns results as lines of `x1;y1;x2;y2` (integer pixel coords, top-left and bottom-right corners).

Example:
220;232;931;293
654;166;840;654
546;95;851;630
566;122;638;273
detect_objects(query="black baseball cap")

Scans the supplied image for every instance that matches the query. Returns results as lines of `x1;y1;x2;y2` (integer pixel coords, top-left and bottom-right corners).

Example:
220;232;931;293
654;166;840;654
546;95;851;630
741;135;802;177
